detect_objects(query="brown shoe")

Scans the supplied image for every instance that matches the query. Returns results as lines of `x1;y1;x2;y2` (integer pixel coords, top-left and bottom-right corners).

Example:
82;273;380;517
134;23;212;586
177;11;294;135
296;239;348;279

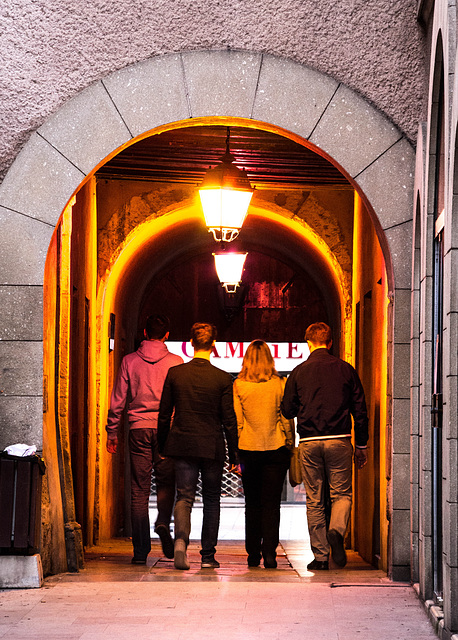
174;539;190;570
155;524;174;559
307;559;329;570
327;529;347;567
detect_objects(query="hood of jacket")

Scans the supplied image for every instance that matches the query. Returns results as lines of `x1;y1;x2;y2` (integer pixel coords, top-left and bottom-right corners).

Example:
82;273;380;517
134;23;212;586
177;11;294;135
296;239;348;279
136;339;171;364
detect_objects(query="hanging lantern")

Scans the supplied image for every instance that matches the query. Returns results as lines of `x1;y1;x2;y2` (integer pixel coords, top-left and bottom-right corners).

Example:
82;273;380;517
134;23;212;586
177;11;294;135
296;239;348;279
199;128;253;242
213;252;248;293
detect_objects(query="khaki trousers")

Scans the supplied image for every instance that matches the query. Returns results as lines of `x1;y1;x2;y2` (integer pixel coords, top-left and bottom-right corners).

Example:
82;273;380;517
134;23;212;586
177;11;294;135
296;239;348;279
299;438;353;561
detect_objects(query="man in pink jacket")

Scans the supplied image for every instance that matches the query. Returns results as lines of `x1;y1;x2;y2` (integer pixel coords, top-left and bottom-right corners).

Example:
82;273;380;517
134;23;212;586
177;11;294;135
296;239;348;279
106;314;183;564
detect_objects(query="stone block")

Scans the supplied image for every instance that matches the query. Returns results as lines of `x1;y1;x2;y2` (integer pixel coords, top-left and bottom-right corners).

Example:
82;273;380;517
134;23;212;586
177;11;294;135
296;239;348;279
443;563;458;633
0;341;43;396
0;207;53;286
411;286;420;338
443;373;458;440
383;221;413;291
411;382;420;438
393;288;411;344
391;564;411;582
419;472;432;537
411;336;420;389
0;286;43;340
0;396;43;451
419;419;432;470
411;529;419;583
451;193;458;251
252;55;338;139
444;311;458;379
0;554;43;588
392;453;410;509
38;82;132;176
310;84;400;179
442;438;458;505
392;343;410;400
428;605;444;634
103;54;190;137
443;249;455;318
182;50;261;118
419;388;431;438
411;432;419;484
443;501;457;568
419;335;433;402
419;531;434;599
422;214;434;278
392;398;410;453
0;134;84;227
355;138;415;230
420;274;433;337
411;475;419;532
391;507;410;567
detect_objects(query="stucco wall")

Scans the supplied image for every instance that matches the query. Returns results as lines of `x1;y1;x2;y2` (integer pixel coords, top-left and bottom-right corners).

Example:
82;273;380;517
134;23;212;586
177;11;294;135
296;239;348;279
1;0;425;180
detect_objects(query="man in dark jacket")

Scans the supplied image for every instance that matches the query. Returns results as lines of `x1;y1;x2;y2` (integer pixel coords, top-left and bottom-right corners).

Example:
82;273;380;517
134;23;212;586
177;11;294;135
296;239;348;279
281;322;368;571
106;314;183;564
158;322;238;570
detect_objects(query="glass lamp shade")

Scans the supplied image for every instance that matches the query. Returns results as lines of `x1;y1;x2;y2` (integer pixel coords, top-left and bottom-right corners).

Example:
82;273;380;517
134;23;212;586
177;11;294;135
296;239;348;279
199;189;252;241
213;252;248;293
199;152;253;242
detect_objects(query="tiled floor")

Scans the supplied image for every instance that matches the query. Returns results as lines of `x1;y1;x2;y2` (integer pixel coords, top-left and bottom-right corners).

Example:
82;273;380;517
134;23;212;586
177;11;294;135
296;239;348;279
0;504;437;639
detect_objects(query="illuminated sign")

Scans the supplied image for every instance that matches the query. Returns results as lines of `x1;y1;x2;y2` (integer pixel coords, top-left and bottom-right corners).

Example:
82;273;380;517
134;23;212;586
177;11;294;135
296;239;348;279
166;342;310;374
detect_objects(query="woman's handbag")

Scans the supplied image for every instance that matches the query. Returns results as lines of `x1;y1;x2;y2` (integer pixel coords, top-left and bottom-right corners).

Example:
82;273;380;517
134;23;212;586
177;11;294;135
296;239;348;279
288;446;302;487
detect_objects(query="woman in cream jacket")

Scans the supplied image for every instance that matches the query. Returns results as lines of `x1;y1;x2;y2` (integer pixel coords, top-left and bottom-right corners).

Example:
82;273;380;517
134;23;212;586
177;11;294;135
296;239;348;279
233;340;294;569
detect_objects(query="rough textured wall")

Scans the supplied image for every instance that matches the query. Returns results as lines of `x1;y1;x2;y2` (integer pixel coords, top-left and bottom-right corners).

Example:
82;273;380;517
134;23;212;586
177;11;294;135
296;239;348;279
96;180;353;287
1;0;425;181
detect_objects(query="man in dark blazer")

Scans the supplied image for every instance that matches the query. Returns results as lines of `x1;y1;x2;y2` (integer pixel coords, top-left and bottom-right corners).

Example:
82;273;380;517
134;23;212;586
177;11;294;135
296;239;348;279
158;322;238;570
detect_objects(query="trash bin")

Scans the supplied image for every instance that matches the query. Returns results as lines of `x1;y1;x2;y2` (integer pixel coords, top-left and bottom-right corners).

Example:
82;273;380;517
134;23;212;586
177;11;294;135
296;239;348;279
0;453;46;555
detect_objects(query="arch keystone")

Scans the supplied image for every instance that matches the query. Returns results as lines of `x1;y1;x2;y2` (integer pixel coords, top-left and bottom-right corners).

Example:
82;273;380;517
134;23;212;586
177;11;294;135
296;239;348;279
181;50;261;117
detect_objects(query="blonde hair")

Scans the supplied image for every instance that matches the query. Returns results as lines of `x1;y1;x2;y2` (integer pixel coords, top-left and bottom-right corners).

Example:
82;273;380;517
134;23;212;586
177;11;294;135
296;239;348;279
238;340;279;383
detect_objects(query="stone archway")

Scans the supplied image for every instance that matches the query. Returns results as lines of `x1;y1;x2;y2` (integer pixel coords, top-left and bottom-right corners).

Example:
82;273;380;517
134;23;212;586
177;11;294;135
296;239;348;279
0;50;414;578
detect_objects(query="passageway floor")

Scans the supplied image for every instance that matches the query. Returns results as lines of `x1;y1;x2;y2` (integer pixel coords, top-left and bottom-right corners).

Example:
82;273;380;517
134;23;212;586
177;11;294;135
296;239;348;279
0;538;437;639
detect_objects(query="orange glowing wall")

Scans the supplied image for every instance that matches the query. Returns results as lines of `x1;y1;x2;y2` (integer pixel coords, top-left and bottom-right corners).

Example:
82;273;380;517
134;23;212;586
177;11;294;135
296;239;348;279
352;192;389;570
42;178;100;565
68;179;98;547
42;224;68;575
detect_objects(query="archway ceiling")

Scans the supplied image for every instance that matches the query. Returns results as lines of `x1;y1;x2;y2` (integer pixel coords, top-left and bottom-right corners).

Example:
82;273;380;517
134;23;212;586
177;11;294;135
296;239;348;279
96;125;350;189
115;213;340;328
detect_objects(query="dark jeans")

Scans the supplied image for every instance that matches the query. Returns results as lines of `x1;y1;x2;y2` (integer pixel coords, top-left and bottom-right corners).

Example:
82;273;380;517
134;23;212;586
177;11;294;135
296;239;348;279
239;447;290;561
129;428;175;560
174;457;224;560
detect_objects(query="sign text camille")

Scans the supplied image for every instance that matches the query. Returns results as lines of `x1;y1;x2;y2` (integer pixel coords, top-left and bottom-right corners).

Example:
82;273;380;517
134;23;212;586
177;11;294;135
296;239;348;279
167;342;310;374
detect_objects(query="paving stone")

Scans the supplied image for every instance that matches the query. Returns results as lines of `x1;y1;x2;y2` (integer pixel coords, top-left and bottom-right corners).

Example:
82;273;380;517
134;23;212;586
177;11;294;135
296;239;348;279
0;512;438;640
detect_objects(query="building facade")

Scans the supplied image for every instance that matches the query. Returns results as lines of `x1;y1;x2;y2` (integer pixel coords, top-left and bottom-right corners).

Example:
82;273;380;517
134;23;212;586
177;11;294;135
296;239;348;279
0;1;456;637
